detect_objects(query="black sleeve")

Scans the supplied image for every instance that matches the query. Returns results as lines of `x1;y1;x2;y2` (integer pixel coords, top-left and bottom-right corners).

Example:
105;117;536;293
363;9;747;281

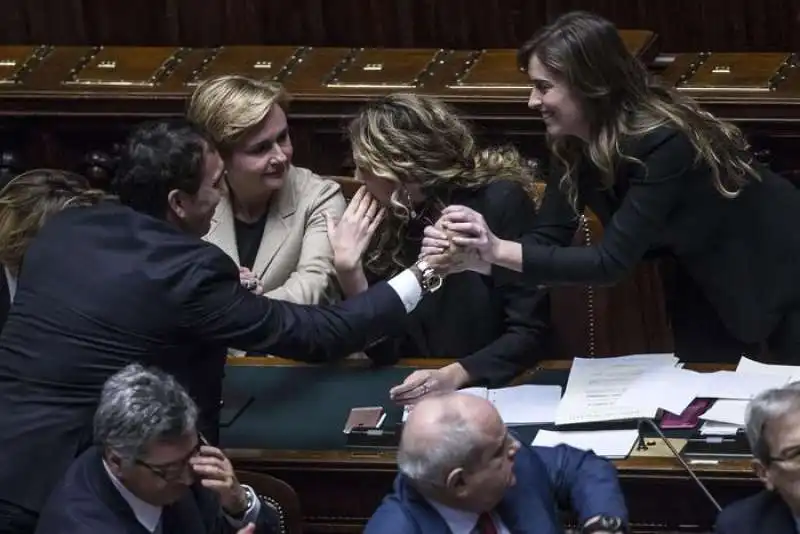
459;182;551;386
520;130;692;285
180;247;409;362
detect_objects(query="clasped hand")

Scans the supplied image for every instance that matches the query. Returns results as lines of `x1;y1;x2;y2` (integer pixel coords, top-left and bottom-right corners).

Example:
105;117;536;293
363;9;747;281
420;205;498;275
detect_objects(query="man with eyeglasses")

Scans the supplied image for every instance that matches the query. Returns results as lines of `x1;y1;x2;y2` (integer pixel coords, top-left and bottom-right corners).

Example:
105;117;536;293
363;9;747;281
716;382;800;534
35;364;273;534
365;392;628;534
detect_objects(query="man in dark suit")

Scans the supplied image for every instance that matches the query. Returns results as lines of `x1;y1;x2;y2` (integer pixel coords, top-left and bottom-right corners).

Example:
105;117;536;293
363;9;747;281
0;120;441;533
36;364;277;534
715;383;800;534
365;392;629;534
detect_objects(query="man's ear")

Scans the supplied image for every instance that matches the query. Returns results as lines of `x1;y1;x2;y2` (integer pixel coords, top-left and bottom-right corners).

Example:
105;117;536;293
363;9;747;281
753;459;775;491
167;189;187;220
445;467;468;497
105;451;125;478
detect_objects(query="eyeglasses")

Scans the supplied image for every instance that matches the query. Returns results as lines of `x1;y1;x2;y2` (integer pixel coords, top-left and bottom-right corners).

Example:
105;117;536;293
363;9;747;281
768;448;800;469
134;433;206;482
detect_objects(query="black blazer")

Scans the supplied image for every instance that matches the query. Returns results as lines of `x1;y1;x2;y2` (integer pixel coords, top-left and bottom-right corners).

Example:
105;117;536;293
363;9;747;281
0;201;407;514
515;127;800;353
366;180;550;386
715;490;797;534
35;446;279;534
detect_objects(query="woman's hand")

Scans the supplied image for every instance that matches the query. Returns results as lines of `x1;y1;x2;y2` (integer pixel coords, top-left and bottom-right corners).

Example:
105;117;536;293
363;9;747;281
239;267;264;295
437;205;501;263
325;186;386;272
389;364;470;405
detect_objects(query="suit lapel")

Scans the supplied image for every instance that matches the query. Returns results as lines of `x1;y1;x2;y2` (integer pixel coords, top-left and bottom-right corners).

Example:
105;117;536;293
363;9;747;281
206;194;240;265
250;167;298;279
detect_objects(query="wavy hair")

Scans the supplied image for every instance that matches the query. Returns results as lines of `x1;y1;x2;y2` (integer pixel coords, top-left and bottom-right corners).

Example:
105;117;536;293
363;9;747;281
349;93;540;276
187;74;289;153
517;11;759;208
0;169;108;275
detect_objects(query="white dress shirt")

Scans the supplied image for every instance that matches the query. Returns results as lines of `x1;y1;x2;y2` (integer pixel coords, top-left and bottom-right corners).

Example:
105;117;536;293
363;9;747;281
103;460;261;532
427;499;511;534
387;269;423;313
4;265;16;303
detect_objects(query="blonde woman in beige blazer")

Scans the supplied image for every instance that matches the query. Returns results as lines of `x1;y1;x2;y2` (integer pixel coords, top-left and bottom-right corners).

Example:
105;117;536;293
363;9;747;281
189;75;345;305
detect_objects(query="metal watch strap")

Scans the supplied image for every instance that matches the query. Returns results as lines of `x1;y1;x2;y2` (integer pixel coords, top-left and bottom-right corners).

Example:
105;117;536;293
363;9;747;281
582;515;626;534
414;259;443;293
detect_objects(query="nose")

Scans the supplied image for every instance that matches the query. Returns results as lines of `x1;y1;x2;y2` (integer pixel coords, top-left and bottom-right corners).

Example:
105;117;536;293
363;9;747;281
270;144;288;164
508;438;521;458
527;88;542;110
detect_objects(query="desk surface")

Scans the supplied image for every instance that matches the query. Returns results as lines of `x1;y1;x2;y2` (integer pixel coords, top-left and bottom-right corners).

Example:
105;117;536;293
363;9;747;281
221;357;752;477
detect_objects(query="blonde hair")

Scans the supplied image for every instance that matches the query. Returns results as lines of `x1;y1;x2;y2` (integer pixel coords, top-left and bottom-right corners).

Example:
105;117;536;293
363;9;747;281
187;75;289;152
349;93;540;276
518;11;759;208
0;169;107;275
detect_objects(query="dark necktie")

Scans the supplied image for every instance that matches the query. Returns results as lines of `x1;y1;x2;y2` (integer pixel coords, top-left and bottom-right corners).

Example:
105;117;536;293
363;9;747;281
476;512;498;534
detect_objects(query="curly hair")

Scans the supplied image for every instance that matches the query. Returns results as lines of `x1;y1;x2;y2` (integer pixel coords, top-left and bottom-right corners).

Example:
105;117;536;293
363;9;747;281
349;93;540;277
0;169;108;274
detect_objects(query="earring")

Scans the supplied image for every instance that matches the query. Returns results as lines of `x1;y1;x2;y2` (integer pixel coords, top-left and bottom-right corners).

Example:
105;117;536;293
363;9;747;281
404;187;417;219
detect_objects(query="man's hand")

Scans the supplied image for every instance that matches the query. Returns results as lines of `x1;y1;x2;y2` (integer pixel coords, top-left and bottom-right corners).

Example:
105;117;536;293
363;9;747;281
190;445;249;515
237;523;255;534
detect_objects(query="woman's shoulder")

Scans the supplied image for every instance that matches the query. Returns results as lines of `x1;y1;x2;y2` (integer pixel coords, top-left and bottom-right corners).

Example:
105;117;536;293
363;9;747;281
285;166;344;206
622;124;694;161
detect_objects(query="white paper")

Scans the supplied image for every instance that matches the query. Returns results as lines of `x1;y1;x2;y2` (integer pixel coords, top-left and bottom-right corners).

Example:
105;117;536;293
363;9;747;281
737;356;800;383
487;385;562;425
700;399;749;426
616;366;700;416
532;429;639;459
400;385;562;426
555;353;679;425
694;371;788;400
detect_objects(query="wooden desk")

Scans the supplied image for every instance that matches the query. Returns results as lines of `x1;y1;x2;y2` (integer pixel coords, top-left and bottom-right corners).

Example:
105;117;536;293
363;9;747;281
222;357;757;533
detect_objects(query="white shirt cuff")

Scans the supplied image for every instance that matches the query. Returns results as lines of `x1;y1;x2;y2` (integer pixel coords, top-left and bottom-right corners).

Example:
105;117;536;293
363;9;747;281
224;484;262;528
386;269;423;313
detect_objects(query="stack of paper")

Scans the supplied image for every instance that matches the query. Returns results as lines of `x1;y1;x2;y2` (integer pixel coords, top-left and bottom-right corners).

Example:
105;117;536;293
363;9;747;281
461;384;563;425
532;429;639;459
554;353;679;425
401;384;563;425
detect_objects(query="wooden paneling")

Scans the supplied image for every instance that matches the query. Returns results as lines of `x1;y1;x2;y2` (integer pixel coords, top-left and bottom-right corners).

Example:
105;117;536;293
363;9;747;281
0;0;797;53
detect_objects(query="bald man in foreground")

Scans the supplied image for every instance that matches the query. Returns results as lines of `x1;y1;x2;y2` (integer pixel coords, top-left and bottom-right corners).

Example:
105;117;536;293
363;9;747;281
365;393;628;534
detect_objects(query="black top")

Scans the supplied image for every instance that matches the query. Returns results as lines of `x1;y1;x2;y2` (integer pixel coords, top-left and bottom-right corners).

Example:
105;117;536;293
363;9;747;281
234;214;268;270
0;200;407;513
366;180;551;387
511;126;800;355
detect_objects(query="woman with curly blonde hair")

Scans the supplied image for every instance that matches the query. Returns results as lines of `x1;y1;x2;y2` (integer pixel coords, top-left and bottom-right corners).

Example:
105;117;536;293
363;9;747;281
0;169;106;330
424;11;800;362
327;93;551;402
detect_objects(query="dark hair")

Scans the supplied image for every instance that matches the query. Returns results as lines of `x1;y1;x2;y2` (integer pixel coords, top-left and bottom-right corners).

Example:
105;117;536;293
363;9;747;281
112;119;215;218
515;11;757;204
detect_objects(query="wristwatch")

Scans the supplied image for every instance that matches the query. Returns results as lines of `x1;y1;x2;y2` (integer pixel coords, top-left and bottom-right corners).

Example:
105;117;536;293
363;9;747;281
582;515;627;534
229;485;256;519
409;259;443;294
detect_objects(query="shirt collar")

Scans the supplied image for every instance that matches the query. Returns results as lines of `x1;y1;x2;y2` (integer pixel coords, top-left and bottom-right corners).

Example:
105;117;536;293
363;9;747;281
427;498;481;533
103;459;163;533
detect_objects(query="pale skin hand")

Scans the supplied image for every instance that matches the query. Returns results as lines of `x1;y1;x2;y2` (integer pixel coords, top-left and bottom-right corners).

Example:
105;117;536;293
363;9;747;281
239;267;264;296
389;363;471;405
237;524;255;534
325;186;386;297
420;206;523;273
190;445;248;515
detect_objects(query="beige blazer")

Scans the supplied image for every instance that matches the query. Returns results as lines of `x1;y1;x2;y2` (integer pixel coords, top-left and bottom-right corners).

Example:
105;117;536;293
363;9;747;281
205;166;346;305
